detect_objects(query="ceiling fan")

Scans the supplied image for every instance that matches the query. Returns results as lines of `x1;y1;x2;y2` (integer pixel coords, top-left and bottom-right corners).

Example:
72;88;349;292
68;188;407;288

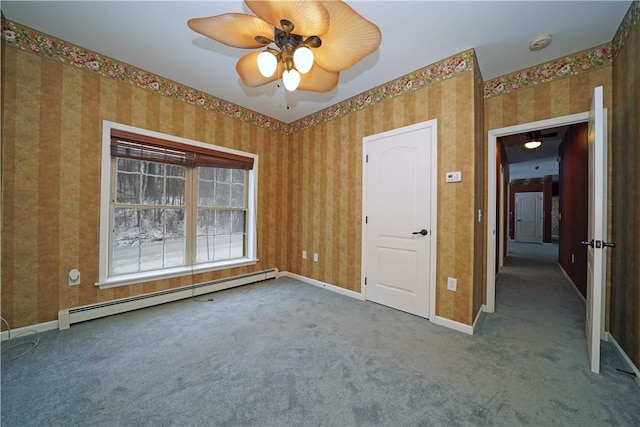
523;130;558;150
187;0;382;92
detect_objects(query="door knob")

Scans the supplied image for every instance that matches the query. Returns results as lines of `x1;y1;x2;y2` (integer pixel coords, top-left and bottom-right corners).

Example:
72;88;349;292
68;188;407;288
412;229;428;236
581;240;616;249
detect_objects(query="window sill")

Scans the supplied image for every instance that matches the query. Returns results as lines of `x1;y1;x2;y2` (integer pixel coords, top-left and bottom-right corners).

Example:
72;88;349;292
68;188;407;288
95;258;259;289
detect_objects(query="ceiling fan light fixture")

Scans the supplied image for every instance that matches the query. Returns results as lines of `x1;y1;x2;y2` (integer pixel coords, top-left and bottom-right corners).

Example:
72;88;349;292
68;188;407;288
293;46;314;74
257;50;278;77
282;69;301;91
524;140;542;150
188;0;381;94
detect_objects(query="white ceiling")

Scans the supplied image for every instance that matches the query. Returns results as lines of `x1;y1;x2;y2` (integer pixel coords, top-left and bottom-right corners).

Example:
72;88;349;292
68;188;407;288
1;1;632;123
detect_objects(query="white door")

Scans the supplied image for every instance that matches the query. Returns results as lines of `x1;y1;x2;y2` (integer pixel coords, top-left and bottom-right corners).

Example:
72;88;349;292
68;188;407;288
363;121;437;318
515;192;543;243
583;86;609;374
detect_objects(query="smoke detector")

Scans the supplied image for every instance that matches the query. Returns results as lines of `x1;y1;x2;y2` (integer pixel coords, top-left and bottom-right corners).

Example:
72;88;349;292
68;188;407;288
529;34;552;51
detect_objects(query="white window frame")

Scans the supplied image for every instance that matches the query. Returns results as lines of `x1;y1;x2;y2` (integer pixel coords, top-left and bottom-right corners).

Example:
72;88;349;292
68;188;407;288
97;121;258;289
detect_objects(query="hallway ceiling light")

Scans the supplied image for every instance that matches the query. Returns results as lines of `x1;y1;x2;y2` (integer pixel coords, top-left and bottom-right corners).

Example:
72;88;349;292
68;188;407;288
524;140;542;150
187;0;382;93
522;130;557;150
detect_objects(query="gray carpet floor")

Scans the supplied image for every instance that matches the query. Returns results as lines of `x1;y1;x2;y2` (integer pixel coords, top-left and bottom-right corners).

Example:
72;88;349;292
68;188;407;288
2;242;639;426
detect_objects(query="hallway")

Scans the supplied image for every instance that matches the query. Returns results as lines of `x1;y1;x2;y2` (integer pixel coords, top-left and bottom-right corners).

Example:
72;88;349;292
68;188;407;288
473;239;640;423
482;240;640;417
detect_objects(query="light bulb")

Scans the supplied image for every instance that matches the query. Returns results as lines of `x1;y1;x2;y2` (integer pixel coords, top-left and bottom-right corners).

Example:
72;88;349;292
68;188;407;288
257;51;277;77
524;140;542;149
293;46;314;74
282;69;300;91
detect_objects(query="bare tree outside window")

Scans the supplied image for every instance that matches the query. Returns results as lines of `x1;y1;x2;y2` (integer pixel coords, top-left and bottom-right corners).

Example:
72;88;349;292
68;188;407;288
196;166;247;263
112;159;186;274
104;127;256;284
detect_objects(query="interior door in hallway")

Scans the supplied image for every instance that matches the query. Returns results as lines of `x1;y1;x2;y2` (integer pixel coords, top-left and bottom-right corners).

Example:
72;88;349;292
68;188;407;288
363;120;437;318
515;192;543;243
584;85;608;374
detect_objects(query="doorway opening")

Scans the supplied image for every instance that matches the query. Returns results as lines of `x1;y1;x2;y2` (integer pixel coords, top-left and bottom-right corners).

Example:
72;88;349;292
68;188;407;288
486;112;590;313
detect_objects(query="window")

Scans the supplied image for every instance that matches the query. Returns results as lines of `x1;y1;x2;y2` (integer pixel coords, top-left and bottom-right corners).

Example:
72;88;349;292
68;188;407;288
98;122;258;288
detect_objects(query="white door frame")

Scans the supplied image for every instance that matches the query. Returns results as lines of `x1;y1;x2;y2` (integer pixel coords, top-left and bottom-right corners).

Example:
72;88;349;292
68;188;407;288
361;119;438;320
486;112;589;313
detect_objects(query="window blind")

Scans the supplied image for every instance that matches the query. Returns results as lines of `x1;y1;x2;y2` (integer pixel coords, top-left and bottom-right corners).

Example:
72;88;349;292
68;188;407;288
110;129;254;170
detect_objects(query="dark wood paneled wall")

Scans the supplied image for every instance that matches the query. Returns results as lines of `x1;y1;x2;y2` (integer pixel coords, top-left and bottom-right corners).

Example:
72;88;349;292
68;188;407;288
558;123;589;297
543;178;553;243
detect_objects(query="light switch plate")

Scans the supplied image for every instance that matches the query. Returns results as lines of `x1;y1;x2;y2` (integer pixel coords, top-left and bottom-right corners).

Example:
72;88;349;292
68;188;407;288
445;171;462;183
447;277;457;291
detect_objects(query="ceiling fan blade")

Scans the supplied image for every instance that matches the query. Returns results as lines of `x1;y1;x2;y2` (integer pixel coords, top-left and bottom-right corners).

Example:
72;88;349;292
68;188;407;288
313;1;382;72
188;13;274;48
298;64;340;93
236;52;283;87
245;0;329;36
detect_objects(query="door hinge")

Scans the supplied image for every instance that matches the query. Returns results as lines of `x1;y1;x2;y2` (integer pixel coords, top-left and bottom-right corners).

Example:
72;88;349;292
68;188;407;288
364;277;367;285
366;155;368;163
365;216;368;224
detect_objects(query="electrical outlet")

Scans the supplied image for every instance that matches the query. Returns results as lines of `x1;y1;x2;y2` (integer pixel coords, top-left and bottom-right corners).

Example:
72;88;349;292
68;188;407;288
68;269;81;286
447;277;457;291
313;253;319;262
302;250;307;259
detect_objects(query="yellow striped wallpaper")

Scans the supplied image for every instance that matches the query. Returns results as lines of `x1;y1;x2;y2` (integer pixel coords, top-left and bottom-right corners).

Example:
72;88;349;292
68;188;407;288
611;4;640;370
3;2;638;336
1;47;289;327
483;67;613;311
287;69;482;325
3;36;484;328
0;47;630;333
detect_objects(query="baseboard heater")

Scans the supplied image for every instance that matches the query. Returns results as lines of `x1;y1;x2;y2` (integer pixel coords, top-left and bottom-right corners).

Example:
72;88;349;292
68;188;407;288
58;269;278;330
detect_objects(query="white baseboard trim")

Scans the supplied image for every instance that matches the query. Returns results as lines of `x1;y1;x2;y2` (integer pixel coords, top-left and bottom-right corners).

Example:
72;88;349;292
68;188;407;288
473;304;486;332
58;269;278;330
1;320;59;341
434;315;474;335
558;263;586;305
281;272;480;336
279;271;365;301
605;332;640;387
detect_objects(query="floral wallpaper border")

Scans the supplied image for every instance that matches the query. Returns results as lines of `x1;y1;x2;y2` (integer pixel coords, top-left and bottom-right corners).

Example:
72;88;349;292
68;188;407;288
484;0;639;99
2;0;638;133
288;50;475;134
1;19;290;134
0;18;476;135
483;43;613;98
612;0;640;58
